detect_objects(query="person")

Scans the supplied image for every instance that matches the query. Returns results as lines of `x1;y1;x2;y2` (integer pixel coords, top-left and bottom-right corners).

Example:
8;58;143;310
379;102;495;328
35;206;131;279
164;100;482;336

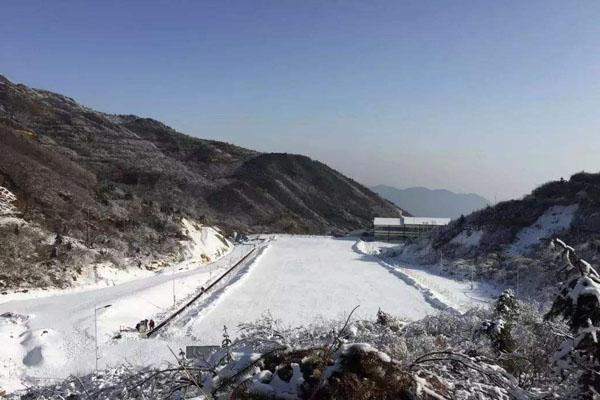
135;321;141;332
139;319;148;333
148;319;155;331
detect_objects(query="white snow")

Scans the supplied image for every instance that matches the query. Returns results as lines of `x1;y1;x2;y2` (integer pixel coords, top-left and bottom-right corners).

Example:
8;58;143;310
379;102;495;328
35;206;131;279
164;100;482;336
0;186;18;216
0;235;490;393
0;221;236;392
174;236;439;345
354;241;497;312
353;240;400;256
509;204;578;255
180;218;232;264
0;218;232;302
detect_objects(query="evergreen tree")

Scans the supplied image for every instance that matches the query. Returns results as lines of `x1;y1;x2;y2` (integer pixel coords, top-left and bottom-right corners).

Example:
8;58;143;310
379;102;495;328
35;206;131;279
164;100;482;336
545;238;600;399
483;288;519;354
222;325;232;363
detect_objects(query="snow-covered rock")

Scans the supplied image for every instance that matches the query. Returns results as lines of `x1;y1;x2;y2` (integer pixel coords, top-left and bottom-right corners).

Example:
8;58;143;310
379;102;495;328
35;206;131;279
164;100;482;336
509;204;578;255
450;229;484;248
180;218;232;264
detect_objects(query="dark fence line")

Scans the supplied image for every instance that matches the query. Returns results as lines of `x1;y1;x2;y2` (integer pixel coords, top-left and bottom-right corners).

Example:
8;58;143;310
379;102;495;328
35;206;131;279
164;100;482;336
146;247;257;337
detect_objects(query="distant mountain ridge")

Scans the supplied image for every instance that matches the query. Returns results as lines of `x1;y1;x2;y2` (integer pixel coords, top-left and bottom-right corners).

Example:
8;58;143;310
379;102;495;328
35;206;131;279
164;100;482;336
372;185;489;219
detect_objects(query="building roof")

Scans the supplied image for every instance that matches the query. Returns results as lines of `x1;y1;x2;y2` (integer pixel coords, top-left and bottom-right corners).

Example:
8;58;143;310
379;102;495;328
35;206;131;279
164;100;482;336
373;216;451;227
373;217;403;226
403;217;451;226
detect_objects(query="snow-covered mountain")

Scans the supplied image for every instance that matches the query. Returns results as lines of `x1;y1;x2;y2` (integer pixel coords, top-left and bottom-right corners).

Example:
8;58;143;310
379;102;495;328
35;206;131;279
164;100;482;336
0;75;402;290
397;172;600;301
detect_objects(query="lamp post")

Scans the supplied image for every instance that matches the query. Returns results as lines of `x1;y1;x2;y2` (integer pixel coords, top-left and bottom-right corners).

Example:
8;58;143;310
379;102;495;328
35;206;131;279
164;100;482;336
172;263;176;306
94;304;112;371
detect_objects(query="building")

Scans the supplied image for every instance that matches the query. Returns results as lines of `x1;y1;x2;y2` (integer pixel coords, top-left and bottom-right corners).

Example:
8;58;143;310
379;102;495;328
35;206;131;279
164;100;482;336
373;216;451;241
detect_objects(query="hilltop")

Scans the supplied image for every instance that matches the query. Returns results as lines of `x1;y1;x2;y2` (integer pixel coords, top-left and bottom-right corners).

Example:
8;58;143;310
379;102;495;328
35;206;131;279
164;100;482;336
395;172;600;301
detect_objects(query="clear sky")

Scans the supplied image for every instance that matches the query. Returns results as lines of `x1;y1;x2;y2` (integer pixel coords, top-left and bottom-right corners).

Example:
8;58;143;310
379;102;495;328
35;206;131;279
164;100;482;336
2;1;600;200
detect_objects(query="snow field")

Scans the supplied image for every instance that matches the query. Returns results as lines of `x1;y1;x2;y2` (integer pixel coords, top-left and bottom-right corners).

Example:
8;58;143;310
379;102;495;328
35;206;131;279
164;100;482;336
0;234;493;394
177;236;439;345
0;221;236;392
354;240;497;312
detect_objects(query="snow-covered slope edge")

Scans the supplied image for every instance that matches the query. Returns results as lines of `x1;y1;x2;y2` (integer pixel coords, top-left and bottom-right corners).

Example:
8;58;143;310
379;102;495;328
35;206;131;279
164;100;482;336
0;217;233;302
388;172;600;302
353;240;496;313
163;238;273;339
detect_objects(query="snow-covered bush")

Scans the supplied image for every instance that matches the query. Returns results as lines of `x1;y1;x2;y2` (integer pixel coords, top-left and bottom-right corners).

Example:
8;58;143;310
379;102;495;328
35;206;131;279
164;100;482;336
0;186;18;216
481;289;519;355
17;309;547;400
545;238;600;399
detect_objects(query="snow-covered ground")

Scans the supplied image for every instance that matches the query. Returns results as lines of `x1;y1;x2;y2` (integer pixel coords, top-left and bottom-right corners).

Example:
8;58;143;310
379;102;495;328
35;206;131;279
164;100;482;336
165;236;440;345
508;204;578;256
0;228;239;393
354;240;498;312
0;217;233;301
0;235;493;393
450;229;484;248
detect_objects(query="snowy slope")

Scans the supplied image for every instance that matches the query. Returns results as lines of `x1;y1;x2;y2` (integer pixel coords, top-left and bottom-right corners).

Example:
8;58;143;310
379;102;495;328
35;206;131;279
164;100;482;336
173;236;439;345
0;218;232;300
0;235;489;393
450;230;484;248
0;236;241;392
354;240;497;312
508;204;578;255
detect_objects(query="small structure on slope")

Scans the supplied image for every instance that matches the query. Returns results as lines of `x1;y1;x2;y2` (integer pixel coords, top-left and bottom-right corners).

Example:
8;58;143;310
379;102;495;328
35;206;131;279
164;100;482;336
373;216;450;241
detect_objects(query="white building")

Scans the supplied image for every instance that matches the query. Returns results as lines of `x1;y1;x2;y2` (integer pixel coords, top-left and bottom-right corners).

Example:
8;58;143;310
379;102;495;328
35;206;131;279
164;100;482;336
373;216;451;241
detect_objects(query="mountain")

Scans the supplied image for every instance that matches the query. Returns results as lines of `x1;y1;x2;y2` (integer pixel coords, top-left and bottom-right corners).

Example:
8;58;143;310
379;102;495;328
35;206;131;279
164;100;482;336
371;185;489;219
393;173;600;302
0;75;402;289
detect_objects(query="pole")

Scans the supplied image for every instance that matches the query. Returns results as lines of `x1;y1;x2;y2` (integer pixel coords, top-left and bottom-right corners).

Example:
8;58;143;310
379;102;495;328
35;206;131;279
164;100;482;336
86;208;90;246
94;306;98;371
172;263;176;306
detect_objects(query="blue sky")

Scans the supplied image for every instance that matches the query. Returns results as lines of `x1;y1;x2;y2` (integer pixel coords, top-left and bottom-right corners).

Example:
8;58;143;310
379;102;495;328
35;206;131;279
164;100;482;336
2;1;600;200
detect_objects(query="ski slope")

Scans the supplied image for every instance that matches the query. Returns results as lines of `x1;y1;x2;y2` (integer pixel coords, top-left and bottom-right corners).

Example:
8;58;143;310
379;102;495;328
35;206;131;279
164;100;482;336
0;235;490;393
0;243;254;392
165;236;439;345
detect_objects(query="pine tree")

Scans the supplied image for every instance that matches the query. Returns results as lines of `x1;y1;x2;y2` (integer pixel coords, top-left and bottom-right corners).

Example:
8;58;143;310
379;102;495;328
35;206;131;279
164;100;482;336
483;288;519;354
222;325;232;363
545;238;600;399
495;288;519;321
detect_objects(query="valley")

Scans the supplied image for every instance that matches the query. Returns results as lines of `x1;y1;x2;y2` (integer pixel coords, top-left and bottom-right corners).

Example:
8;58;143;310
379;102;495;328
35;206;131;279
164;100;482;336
0;235;493;392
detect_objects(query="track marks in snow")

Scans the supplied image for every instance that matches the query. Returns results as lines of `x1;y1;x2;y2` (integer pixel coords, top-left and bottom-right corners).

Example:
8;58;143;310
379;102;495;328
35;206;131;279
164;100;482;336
376;259;460;313
353;240;495;313
182;236;438;345
162;242;272;340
